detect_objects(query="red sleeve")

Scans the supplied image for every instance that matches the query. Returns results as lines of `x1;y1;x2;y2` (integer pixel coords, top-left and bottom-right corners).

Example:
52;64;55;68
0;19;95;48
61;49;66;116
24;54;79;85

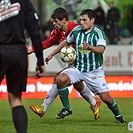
42;29;61;49
32;28;60;51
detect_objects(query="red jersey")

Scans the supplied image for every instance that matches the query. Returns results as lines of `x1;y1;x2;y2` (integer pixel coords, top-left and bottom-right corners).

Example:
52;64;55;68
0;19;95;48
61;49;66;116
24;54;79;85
42;21;78;49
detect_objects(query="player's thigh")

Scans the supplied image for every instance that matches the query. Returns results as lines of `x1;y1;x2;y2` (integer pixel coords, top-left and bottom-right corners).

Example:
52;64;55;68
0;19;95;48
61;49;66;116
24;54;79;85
84;68;109;94
6;53;28;94
61;67;83;84
85;76;109;94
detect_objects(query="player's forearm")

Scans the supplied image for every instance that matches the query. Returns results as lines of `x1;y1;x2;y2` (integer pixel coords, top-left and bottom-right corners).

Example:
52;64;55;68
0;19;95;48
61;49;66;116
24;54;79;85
88;45;104;54
51;40;68;56
83;42;104;54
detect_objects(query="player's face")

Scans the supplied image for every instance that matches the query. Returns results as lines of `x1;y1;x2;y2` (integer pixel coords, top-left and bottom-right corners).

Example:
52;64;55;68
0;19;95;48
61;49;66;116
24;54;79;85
52;18;65;30
80;14;94;32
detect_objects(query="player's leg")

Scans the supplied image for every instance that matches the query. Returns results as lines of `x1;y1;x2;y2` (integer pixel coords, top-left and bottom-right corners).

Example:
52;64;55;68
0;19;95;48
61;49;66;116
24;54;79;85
30;81;58;117
30;69;70;117
99;92;126;124
84;67;126;124
7;51;28;133
30;83;58;117
42;72;63;110
30;72;59;117
41;84;58;111
73;81;96;106
8;92;28;133
73;81;101;120
55;72;72;119
56;67;90;119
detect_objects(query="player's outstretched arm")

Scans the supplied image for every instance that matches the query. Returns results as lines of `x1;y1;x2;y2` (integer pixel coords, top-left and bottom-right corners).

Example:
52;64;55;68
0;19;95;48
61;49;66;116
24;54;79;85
45;40;68;64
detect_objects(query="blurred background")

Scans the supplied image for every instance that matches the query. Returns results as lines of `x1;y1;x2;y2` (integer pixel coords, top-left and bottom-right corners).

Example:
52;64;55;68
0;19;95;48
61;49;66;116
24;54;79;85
31;0;133;39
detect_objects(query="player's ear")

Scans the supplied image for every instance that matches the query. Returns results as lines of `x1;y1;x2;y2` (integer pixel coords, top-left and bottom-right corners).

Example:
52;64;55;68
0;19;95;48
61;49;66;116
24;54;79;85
62;18;67;22
91;18;95;23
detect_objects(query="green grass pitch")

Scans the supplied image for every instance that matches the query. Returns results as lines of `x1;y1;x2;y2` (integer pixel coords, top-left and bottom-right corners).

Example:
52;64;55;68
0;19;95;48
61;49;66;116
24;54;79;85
0;98;133;133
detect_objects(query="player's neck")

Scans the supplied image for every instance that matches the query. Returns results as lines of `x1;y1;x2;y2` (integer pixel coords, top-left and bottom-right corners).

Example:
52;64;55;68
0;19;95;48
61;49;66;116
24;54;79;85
85;25;94;33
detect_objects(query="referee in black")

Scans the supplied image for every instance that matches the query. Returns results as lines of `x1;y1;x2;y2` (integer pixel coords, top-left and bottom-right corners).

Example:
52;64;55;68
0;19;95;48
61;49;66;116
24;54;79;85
0;0;45;132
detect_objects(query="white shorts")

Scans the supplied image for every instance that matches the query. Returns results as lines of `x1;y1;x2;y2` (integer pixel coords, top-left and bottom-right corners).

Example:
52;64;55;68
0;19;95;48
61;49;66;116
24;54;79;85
61;66;109;94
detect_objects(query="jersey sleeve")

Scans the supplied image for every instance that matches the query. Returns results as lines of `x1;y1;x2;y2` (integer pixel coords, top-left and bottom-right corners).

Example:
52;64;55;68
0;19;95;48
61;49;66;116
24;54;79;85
25;0;44;65
42;29;60;49
96;30;106;49
66;25;80;44
66;29;75;44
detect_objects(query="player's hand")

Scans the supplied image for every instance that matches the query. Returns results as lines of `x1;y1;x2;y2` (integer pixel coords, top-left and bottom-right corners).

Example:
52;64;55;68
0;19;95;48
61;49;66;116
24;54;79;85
82;41;91;50
45;54;53;64
36;65;45;78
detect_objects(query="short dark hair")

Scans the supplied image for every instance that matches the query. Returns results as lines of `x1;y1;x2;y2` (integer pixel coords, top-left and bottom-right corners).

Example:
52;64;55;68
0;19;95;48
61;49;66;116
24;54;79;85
80;9;96;20
51;7;68;21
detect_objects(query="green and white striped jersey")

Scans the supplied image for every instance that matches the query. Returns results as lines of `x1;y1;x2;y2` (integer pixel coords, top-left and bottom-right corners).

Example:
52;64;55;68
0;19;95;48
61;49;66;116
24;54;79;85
67;25;106;72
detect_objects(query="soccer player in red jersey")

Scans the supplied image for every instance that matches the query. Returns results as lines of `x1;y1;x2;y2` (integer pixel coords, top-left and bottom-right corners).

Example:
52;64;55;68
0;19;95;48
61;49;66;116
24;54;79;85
30;7;101;120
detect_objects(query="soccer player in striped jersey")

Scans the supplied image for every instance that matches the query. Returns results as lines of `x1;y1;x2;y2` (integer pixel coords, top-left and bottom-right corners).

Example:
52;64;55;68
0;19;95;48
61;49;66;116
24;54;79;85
45;9;126;124
30;7;101;120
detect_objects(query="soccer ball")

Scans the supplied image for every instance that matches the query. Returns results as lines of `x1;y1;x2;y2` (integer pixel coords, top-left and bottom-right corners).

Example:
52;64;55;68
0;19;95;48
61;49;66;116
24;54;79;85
60;46;76;63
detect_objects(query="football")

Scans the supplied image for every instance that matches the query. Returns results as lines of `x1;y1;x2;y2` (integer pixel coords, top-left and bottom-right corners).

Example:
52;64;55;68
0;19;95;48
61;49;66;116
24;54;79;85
60;46;76;63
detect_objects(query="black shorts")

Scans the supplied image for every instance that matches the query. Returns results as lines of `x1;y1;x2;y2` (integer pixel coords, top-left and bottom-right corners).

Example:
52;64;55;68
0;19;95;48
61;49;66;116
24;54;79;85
0;45;28;93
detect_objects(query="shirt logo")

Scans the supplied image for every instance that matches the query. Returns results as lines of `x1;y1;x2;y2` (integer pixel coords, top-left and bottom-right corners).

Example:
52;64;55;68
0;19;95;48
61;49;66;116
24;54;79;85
78;44;91;54
0;1;20;22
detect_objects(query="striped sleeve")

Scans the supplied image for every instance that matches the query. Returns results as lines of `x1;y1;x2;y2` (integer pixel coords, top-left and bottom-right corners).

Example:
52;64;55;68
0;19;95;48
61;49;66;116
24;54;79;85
66;25;81;44
95;28;106;48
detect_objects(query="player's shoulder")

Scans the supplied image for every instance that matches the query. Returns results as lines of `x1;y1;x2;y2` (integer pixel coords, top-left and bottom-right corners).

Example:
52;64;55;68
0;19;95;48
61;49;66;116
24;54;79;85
94;26;101;31
72;25;82;32
93;26;105;34
93;26;106;39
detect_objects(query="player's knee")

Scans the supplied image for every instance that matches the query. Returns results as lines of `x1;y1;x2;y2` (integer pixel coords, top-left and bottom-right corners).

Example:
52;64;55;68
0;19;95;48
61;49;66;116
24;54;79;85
56;74;70;88
74;84;83;91
73;82;84;92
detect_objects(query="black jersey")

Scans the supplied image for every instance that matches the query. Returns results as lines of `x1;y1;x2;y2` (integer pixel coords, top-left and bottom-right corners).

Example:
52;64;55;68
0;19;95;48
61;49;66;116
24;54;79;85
0;0;44;65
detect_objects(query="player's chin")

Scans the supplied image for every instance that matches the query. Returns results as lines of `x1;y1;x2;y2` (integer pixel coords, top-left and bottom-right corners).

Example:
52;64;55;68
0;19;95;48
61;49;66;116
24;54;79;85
81;26;85;30
55;26;60;30
82;27;88;31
